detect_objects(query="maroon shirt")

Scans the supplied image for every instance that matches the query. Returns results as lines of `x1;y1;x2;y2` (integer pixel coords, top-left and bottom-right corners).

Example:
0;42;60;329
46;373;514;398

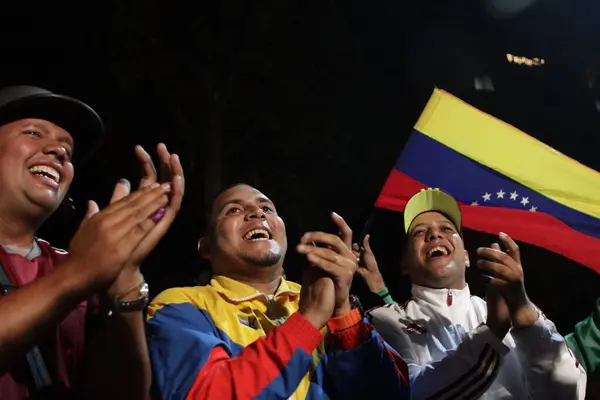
0;239;88;399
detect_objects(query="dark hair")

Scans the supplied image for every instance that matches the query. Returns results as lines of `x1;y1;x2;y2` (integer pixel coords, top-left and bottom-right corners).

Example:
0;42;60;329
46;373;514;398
195;182;253;286
201;182;250;240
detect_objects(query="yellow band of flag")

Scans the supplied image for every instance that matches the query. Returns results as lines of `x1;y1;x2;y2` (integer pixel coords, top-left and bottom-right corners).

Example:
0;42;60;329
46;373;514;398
414;88;600;219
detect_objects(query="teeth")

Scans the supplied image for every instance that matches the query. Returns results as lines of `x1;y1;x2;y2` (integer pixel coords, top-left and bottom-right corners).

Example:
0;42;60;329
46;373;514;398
427;246;448;258
243;229;270;241
28;165;60;183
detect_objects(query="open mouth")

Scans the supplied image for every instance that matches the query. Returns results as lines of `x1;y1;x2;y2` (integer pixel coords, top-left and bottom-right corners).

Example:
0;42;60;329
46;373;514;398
426;245;450;259
28;165;60;185
243;228;272;242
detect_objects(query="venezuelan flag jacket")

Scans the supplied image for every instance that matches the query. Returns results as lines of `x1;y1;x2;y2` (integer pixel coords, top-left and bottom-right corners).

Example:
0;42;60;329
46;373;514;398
146;275;410;399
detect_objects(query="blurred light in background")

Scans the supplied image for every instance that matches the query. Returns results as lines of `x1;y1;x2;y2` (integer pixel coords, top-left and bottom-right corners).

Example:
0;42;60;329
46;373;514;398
507;53;545;66
474;75;495;92
484;0;542;19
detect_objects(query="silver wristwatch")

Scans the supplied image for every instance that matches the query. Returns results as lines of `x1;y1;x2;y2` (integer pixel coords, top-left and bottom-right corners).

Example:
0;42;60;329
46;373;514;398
113;281;150;313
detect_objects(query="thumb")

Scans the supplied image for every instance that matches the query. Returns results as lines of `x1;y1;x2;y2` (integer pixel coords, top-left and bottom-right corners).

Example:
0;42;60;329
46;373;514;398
84;200;100;220
110;178;131;204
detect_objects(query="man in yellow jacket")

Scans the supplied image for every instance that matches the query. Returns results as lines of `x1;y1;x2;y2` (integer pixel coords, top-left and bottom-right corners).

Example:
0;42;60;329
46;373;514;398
146;183;411;399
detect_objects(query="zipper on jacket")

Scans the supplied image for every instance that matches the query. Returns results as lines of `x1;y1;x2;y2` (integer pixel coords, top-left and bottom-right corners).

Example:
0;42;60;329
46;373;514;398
267;296;282;323
446;289;453;306
266;297;274;318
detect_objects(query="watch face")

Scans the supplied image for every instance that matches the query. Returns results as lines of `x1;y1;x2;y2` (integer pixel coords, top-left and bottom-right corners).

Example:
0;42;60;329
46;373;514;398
140;282;150;297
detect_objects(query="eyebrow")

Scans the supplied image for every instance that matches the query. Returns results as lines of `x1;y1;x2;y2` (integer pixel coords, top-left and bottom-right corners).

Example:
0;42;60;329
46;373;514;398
217;196;274;214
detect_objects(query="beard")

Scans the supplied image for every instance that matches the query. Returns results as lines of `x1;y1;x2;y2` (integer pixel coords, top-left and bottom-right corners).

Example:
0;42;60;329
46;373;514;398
240;249;283;267
239;240;285;267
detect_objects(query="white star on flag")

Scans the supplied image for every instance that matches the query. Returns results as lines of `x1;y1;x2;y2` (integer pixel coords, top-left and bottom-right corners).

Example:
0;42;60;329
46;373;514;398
510;191;518;200
521;197;529;206
497;190;505;199
482;192;491;202
471;201;479;206
529;206;537;212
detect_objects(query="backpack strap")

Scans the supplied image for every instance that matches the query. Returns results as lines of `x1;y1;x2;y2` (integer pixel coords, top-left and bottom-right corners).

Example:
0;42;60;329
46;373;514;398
0;261;53;390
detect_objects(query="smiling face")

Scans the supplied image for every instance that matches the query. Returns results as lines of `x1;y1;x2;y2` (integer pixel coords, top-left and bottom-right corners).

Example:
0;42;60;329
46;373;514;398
203;184;287;277
403;211;469;290
0;118;74;219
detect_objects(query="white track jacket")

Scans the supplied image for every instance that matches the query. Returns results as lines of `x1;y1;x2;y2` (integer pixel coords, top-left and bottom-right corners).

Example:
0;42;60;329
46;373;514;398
368;284;587;399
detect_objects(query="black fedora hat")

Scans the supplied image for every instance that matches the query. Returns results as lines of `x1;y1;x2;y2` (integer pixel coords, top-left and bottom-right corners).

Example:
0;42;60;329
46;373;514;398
0;85;104;165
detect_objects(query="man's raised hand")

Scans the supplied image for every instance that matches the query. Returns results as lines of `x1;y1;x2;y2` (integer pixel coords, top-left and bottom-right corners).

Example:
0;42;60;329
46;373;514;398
477;233;539;328
111;144;185;267
297;212;358;318
66;182;171;293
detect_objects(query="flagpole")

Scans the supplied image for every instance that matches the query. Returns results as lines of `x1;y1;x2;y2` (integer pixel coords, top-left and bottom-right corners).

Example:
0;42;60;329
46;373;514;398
358;207;379;242
357;206;381;257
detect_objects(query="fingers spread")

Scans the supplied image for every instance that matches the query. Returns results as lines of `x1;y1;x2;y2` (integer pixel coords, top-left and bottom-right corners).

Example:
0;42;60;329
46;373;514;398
135;145;157;187
331;212;352;249
157;143;172;182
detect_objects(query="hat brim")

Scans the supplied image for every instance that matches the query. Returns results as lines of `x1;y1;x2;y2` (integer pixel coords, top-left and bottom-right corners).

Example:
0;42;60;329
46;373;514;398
404;189;462;233
0;93;104;165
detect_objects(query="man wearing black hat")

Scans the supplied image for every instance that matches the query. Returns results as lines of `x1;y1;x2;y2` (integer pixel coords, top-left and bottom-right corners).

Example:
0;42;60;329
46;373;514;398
0;86;185;399
368;188;586;399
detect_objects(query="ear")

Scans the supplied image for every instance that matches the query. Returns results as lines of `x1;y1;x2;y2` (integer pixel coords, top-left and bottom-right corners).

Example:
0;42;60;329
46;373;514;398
464;249;470;268
198;237;211;260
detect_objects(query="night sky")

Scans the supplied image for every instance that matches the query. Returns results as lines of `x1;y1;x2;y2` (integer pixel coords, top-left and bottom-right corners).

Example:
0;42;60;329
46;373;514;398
2;0;599;333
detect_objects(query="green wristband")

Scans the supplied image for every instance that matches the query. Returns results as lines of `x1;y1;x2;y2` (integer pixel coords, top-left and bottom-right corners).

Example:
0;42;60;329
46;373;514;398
376;287;396;305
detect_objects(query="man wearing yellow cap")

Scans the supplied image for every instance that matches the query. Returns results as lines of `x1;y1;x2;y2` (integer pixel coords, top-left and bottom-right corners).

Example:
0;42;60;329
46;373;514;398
368;188;586;399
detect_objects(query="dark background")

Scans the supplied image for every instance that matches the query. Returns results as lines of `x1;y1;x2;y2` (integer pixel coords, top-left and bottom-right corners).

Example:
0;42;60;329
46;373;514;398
2;0;599;333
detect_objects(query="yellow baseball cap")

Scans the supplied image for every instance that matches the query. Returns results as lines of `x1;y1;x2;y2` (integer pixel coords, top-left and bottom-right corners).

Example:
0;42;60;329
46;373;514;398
404;188;462;233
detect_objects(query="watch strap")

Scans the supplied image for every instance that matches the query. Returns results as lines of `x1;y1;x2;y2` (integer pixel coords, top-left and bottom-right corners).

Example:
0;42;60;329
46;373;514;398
112;281;149;313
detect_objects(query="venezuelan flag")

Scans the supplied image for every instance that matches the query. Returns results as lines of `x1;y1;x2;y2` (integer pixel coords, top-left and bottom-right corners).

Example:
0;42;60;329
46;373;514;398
376;88;600;274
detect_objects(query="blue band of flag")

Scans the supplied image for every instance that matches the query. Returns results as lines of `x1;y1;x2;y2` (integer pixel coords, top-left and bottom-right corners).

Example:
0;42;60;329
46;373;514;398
397;130;600;239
